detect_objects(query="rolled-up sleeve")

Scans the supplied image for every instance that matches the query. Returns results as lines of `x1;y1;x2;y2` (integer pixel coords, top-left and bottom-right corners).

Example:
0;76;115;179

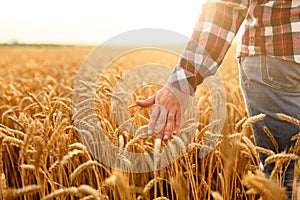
168;0;249;95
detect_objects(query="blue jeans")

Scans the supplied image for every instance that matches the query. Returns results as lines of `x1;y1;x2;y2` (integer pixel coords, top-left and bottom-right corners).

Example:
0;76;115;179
239;56;300;198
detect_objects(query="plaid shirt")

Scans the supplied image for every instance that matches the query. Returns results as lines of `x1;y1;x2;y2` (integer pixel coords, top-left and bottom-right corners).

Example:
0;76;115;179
168;0;300;95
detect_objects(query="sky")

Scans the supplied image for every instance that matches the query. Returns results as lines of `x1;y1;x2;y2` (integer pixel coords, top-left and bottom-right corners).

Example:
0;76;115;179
1;0;207;45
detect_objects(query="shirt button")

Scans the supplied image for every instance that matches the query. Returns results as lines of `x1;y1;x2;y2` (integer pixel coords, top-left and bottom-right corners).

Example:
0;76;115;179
249;36;254;42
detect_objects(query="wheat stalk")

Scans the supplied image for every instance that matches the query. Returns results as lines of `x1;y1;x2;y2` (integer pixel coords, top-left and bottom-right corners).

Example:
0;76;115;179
269;159;284;180
51;100;72;114
27;92;45;112
76;185;103;200
6;185;41;199
7;116;26;131
243;114;266;127
1;108;14;124
124;137;142;152
61;149;85;166
154;138;162;170
170;174;190;200
143;177;165;194
0;127;15;137
242;136;258;158
277;113;300;127
173;136;187;152
255;146;275;156
291;132;300;155
0;173;7;199
263;126;279;153
42;187;79;200
167;141;177;157
3;136;23;147
71;160;109;181
235;117;247;132
243;171;287;200
264;153;299;167
68;142;88;152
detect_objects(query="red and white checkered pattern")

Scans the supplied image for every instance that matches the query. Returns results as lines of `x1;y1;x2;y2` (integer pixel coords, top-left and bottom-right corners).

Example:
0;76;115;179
168;0;300;95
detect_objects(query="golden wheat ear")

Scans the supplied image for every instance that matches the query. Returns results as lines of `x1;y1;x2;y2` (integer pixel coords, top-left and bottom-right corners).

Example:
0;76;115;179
243;171;288;200
277;113;300;127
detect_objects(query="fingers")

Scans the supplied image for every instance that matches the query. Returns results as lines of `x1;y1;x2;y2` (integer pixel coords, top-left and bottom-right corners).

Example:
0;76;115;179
136;95;155;107
148;104;160;135
148;105;180;141
163;111;176;141
137;102;182;140
136;86;186;141
156;106;167;139
173;111;182;136
136;95;157;135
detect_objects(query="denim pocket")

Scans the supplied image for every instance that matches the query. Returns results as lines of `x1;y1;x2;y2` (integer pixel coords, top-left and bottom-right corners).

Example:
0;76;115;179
261;56;300;92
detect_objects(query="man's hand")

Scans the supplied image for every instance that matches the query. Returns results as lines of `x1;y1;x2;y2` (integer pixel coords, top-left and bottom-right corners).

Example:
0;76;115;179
136;85;189;141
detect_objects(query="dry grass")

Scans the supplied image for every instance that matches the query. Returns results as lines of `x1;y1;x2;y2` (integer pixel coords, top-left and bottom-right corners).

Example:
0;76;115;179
0;44;298;199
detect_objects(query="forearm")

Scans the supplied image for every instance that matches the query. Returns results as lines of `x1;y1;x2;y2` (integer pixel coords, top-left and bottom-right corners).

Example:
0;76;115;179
168;1;248;95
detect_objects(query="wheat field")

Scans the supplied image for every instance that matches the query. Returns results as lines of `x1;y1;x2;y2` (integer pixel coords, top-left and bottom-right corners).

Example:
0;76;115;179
0;45;299;200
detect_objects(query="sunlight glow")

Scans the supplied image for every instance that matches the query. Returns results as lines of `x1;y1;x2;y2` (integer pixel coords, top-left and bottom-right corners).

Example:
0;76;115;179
0;0;207;45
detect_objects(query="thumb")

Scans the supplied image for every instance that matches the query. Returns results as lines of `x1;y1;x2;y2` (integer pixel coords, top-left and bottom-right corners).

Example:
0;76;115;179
136;95;155;107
